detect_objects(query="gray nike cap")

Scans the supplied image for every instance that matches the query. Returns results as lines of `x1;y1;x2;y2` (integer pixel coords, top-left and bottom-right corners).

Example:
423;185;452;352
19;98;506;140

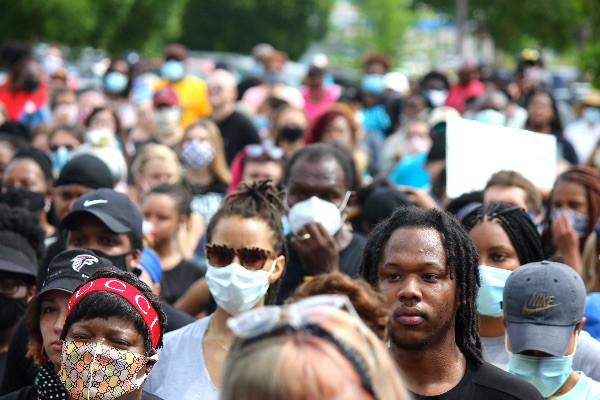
503;260;586;356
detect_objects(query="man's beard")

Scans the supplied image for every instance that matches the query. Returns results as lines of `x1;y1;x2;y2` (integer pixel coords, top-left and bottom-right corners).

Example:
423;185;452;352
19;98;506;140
388;313;455;351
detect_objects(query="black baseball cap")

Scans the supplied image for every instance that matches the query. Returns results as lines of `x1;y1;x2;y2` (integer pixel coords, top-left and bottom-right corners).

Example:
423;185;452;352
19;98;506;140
0;245;37;279
54;154;113;190
59;188;142;237
26;249;116;334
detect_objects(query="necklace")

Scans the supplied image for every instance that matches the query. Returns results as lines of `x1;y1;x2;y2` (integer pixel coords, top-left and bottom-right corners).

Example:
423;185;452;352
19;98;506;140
210;320;230;352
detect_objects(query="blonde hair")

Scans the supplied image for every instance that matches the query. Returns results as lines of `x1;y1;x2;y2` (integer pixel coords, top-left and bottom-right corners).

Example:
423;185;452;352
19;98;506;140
220;308;410;400
132;143;182;181
178;118;231;185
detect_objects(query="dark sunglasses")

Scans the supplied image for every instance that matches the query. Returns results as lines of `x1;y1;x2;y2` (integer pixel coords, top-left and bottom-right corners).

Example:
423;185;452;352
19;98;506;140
205;244;274;270
50;144;76;152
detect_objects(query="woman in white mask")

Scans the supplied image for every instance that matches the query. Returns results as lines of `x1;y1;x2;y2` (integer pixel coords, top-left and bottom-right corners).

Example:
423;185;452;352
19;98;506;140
145;180;286;400
177;119;231;230
461;202;600;381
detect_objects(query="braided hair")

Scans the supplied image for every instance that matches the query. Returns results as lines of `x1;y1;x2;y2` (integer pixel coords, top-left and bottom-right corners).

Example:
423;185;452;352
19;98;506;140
206;180;287;304
461;202;544;265
541;166;600;255
360;207;483;365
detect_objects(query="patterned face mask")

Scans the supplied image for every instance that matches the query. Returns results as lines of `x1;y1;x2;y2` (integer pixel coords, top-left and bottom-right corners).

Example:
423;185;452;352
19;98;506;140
60;341;156;400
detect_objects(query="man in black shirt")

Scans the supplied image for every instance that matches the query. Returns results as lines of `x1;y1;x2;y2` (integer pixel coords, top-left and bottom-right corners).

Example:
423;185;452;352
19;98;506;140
360;206;543;399
277;143;365;303
207;69;260;165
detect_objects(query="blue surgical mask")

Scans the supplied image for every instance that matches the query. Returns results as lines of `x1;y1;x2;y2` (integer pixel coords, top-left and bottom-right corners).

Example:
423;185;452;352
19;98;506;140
477;265;512;317
551;208;589;238
161;60;185;82
264;69;282;84
508;351;574;397
475;109;506;126
49;146;73;172
582;107;600;124
104;71;128;93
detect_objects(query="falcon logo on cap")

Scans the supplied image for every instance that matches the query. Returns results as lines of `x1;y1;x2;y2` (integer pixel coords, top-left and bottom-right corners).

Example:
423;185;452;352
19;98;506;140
71;255;99;272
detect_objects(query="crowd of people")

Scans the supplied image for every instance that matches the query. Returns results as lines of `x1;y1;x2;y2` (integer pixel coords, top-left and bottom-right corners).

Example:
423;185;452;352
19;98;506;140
0;39;600;399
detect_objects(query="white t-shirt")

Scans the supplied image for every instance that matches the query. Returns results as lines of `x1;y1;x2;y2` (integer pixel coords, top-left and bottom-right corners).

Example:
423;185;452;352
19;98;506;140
556;371;600;399
481;330;600;381
145;316;219;400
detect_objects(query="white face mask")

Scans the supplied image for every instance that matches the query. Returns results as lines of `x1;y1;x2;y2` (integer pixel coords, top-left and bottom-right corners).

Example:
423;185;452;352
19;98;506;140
286;192;350;236
205;260;276;315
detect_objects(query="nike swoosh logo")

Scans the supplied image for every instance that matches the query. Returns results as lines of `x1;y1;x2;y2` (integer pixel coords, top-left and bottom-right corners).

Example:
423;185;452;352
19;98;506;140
83;199;108;207
522;302;561;315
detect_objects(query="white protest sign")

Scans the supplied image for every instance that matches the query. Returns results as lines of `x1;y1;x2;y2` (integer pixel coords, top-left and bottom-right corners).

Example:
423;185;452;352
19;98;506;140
446;118;557;199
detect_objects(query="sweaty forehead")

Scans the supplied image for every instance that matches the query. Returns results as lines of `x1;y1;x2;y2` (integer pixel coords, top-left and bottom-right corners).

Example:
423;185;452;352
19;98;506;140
287;156;347;190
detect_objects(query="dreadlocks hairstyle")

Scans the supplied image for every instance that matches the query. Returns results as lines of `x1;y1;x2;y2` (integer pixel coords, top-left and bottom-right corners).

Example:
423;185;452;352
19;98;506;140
206;180;287;304
360;206;483;365
461;203;544;265
541;166;600;255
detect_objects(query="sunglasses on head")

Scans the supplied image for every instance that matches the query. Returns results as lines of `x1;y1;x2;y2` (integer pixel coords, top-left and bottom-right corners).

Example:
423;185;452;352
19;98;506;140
205;244;274;270
245;143;284;160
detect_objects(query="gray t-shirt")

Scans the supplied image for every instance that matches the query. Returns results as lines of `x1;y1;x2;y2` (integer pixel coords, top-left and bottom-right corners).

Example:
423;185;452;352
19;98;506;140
145;316;218;400
482;330;600;381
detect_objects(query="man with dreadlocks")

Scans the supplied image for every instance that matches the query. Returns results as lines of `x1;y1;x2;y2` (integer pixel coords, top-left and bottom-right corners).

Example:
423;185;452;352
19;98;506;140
360;206;542;399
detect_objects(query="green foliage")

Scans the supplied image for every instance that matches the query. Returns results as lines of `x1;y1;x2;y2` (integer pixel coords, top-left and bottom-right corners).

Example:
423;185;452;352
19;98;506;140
355;0;415;62
416;0;579;54
576;0;600;88
0;0;188;56
179;0;335;59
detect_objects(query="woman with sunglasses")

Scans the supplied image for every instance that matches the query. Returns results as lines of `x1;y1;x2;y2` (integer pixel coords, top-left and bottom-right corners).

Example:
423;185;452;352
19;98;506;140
221;295;410;400
145;180;286;400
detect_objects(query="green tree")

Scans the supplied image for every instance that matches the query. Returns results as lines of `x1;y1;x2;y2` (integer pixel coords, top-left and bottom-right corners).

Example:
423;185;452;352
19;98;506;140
355;0;415;62
417;0;579;54
178;0;335;59
0;0;188;56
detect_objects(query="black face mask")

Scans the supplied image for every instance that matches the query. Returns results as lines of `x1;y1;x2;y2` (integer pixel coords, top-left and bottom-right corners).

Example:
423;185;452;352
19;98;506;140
1;187;46;213
279;127;303;142
0;293;27;330
22;78;41;93
90;249;133;272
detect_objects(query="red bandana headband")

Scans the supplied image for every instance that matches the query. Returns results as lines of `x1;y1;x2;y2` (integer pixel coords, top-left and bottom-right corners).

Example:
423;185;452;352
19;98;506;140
66;278;161;349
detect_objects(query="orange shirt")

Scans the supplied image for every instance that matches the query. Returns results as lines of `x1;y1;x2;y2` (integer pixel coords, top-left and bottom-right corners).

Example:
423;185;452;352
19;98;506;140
154;75;211;129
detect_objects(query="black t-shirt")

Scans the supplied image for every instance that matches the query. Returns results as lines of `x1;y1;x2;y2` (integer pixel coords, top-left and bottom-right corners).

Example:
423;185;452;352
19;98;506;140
216;111;261;165
409;360;543;400
276;232;366;304
0;319;36;395
159;259;205;304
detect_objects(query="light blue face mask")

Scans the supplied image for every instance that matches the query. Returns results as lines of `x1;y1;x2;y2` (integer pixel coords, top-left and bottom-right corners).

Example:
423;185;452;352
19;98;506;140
475;109;506;126
477;265;512;317
582;107;600;124
104;71;128;93
161;60;185;82
49;146;73;172
508;351;574;397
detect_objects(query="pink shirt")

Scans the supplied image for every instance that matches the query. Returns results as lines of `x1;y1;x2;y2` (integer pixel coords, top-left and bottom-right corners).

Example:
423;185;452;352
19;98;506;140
302;84;341;123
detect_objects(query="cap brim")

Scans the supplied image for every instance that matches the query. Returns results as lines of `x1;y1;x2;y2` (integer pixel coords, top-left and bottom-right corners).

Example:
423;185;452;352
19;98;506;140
25;285;75;334
506;322;573;356
60;209;130;234
0;258;36;278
